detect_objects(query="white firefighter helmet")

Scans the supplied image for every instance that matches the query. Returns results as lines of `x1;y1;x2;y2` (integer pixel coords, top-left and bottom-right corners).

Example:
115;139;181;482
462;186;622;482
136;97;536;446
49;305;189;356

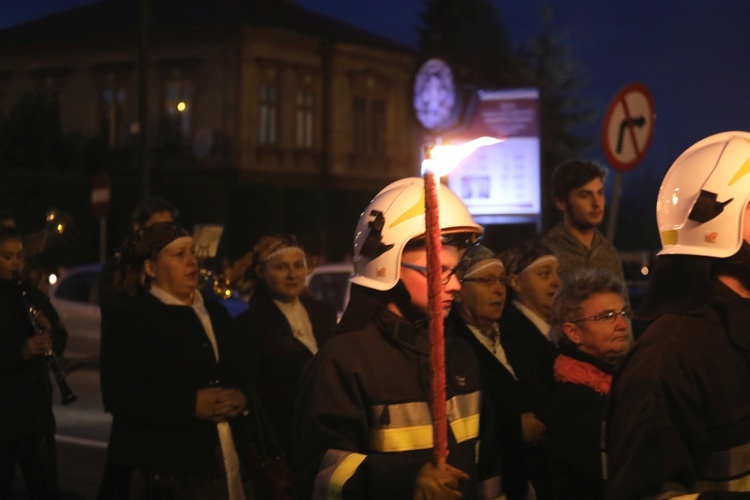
350;177;483;291
657;131;750;257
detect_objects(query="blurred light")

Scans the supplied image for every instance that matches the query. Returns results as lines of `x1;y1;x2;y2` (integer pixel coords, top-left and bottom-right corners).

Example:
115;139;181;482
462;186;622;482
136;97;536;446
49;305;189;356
177;101;186;112
421;136;503;177
48;274;58;285
56;223;64;233
640;266;649;276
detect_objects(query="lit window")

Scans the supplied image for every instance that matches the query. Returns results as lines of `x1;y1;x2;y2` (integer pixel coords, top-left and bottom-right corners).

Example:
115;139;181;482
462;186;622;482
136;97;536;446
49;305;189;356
164;80;192;145
101;87;125;147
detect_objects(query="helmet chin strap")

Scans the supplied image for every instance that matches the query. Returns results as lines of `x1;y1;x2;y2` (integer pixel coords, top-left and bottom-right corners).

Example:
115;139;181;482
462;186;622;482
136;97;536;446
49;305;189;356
714;241;750;292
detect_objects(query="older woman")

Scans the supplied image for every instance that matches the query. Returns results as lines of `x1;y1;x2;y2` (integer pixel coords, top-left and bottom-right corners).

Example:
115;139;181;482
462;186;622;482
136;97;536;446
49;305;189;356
448;244;550;500
499;240;560;414
99;222;254;500
546;268;632;500
233;234;337;459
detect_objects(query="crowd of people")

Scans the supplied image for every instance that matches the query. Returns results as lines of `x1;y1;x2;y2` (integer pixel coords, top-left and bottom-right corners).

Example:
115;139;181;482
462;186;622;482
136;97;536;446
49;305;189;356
2;130;750;499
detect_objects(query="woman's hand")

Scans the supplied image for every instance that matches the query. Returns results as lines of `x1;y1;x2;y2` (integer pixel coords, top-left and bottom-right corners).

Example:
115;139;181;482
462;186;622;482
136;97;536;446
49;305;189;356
521;412;546;445
196;387;248;422
22;333;52;360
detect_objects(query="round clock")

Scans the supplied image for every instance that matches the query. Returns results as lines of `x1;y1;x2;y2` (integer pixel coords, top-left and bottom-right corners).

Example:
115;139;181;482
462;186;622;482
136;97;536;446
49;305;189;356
413;58;457;131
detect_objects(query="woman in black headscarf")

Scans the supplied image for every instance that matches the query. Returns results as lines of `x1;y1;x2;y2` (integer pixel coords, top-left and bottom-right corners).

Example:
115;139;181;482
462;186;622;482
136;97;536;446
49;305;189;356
98;222;255;500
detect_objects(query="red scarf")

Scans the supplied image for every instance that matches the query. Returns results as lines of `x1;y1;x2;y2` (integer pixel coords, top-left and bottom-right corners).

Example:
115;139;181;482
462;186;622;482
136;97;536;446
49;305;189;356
554;354;612;396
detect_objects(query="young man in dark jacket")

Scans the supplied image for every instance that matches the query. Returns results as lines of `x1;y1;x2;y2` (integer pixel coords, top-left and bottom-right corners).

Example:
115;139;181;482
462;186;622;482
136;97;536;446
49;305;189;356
294;177;494;499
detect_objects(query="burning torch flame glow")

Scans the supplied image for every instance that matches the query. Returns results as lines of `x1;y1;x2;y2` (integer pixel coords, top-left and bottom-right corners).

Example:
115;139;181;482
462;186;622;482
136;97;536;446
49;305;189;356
421;136;503;177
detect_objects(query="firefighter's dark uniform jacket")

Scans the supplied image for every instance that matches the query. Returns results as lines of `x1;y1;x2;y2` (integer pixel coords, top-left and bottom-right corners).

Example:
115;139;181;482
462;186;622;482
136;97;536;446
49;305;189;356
606;281;750;499
294;308;483;499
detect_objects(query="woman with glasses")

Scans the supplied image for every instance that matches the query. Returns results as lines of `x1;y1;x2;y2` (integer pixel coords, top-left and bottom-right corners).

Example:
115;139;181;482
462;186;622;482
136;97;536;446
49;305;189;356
546;268;632;500
449;244;551;500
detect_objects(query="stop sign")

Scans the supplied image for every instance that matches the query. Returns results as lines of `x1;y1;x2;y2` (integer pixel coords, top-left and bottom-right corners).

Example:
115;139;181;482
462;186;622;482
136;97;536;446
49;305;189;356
91;173;110;218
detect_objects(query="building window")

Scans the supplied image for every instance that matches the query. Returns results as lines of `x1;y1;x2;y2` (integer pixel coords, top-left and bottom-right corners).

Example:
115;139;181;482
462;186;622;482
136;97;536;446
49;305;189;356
296;87;314;149
101;87;125;148
352;96;386;155
372;99;385;153
164;80;192;146
352;96;367;154
260;83;278;146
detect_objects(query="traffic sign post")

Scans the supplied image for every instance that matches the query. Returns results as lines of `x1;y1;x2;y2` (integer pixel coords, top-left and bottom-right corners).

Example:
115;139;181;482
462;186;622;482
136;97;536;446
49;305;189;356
91;173;111;263
601;83;655;241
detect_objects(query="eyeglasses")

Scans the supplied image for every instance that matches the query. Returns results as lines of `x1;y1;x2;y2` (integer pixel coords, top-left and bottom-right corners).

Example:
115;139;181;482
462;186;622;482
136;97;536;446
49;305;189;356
405;232;484;250
401;262;457;286
572;308;633;324
460;276;507;287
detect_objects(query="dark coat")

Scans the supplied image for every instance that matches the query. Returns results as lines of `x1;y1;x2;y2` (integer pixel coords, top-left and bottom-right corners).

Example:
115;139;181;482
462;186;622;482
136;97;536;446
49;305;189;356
499;303;558;419
448;308;536;500
0;279;61;446
234;291;337;458
546;347;612;500
100;292;254;476
294;309;483;499
607;282;750;499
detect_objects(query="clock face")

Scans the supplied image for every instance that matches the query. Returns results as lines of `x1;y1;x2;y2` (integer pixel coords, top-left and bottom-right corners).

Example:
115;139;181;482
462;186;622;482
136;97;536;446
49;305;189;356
413;58;457;131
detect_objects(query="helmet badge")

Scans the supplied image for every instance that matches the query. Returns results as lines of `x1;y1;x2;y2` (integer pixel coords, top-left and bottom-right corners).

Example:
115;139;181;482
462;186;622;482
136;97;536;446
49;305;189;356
688;190;733;224
359;210;395;260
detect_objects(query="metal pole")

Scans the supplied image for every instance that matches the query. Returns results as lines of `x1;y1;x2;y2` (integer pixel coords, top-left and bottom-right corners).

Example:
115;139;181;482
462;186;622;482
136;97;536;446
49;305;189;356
99;216;107;264
606;170;623;242
138;0;150;200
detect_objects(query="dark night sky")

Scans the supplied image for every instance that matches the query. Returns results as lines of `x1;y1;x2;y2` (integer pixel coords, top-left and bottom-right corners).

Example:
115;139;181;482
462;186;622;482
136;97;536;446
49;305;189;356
3;0;750;224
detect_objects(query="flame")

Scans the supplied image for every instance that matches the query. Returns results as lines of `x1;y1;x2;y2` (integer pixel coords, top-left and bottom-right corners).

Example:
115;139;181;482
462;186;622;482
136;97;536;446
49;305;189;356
421;136;503;177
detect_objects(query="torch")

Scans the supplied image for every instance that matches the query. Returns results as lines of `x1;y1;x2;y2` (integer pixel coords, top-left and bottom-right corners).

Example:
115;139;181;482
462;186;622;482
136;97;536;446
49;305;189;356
421;136;501;468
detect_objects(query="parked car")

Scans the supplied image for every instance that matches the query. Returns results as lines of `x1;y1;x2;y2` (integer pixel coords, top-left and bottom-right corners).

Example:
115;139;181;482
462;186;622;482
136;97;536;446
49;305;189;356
49;263;103;362
306;262;353;320
49;262;248;362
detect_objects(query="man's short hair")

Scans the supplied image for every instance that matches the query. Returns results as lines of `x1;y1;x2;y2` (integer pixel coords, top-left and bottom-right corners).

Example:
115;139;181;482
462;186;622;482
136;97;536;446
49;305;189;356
550;160;606;201
131;197;178;227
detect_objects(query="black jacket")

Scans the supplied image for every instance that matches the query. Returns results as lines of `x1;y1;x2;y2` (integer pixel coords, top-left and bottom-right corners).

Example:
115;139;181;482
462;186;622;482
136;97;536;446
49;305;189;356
234;291;337;457
607;281;750;499
294;308;483;499
499;303;558;417
547;347;613;500
100;292;254;476
448;309;540;500
0;279;64;446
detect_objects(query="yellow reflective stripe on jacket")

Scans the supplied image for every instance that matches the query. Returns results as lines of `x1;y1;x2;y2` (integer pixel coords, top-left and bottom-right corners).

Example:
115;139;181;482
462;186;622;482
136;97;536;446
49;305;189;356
447;393;481;443
693;441;750;492
368;391;481;452
314;449;367;500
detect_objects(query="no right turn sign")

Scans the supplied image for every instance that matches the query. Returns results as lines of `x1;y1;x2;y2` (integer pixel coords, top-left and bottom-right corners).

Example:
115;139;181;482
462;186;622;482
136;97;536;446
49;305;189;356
601;83;655;172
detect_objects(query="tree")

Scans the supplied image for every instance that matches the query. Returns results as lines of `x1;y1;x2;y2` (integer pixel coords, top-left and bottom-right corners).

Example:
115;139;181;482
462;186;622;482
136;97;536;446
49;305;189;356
516;6;597;229
417;0;516;87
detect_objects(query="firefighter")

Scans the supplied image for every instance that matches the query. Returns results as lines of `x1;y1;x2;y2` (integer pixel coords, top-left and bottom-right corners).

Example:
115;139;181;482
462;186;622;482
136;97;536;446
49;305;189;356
606;131;750;499
294;177;494;499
